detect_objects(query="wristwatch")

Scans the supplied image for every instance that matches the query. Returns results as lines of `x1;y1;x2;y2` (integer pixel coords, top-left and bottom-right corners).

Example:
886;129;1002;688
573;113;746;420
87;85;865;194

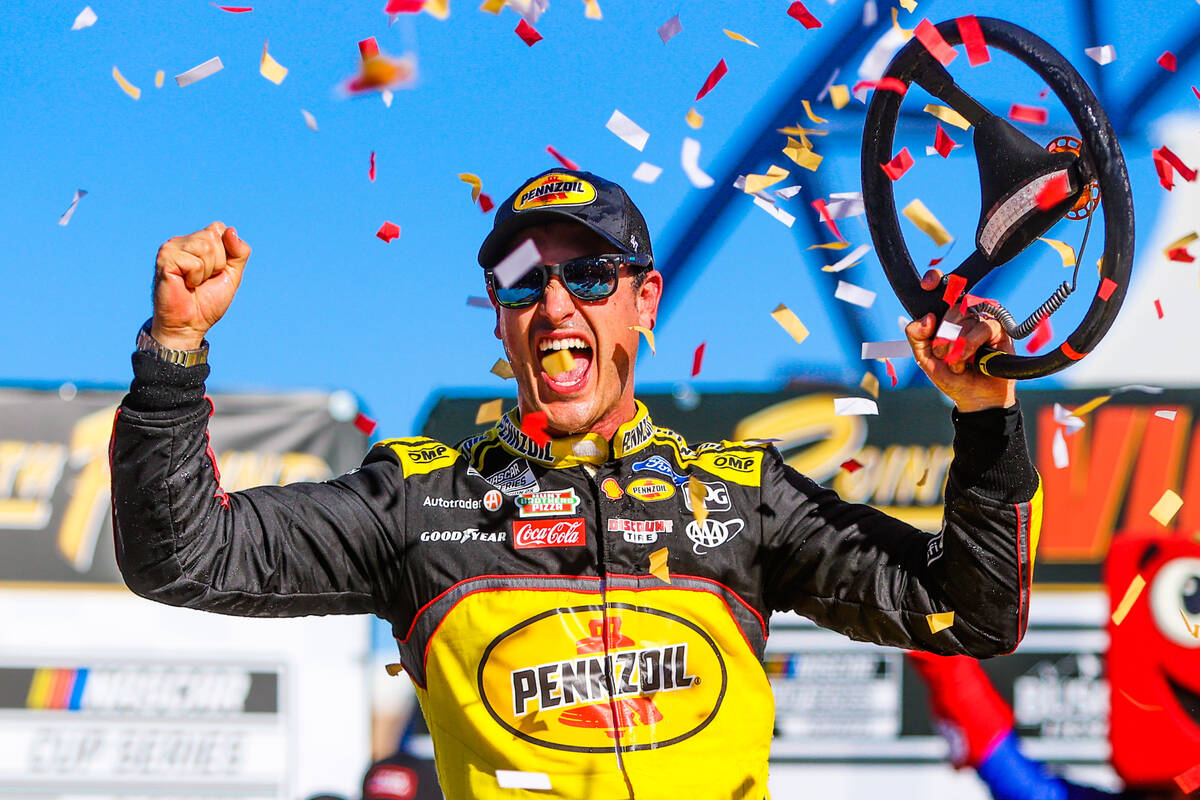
135;319;209;367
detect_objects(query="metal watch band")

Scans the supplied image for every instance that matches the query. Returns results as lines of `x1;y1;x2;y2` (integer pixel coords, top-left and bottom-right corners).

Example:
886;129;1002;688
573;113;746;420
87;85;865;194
135;319;209;368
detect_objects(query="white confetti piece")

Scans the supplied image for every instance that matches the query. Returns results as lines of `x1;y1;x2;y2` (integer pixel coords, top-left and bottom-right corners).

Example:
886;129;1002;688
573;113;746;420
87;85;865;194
496;770;552;790
824;243;871;272
834;397;879;416
862;0;878;26
825;192;865;219
935;320;962;341
858;26;907;87
1085;44;1116;65
632;162;662;183
733;175;774;204
71;6;97;30
382;89;394;107
1112;384;1164;394
1052;403;1086;434
1155;409;1178;420
681;137;714;188
835;280;876;308
606;110;649;151
753;196;795;227
493;238;542;288
658;13;682;44
175;56;224;87
925;144;963;155
774;184;803;200
301;109;318;131
57;189;87;226
1052;427;1069;468
862;340;911;359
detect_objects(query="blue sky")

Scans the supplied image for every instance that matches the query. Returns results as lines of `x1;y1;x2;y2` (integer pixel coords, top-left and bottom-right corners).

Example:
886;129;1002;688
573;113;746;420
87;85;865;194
2;0;1197;437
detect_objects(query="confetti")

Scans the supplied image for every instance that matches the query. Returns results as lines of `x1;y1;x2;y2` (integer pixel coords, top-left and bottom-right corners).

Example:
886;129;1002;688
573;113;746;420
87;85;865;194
774;184;803;200
1026;316;1052;353
685;108;703;129
630;325;655;354
1085;44;1116;65
112;66;141;100
823;243;872;272
808;241;849;250
829;84;850;109
632;162;662;184
956;15;988;65
1156;410;1178;421
862;340;911;359
1155;298;1164;319
212;4;253;10
301;109;318;130
787;1;822;28
1069;395;1111;418
475;399;503;425
859;372;880;399
546;145;579;170
1035;172;1071;210
696;58;728;101
1051;427;1069;468
658;13;682;44
1176;763;1200;795
354;412;378;436
155;70;164;87
851;77;908;96
926;611;955;633
376;221;400;242
71;6;97;29
688;475;709;523
942;274;966;306
57;189;87;227
176;56;224;87
1158;51;1176;72
1111;574;1146;625
681;138;714;188
744;165;790;194
771;304;810;345
582;0;602;19
811;198;846;242
491;358;515;379
841;458;864;473
260;40;288;84
836;281;876;308
753;197;796;227
899;0;916;11
1150;489;1184;526
901;199;953;246
1009;104;1048;125
368;151;376;182
1098;277;1118;300
834;397;879;416
881;147;914;180
1169;247;1195;263
521;411;550;447
1034;237;1076;268
924;103;970;130
933;124;956;158
382;89;394;107
914;19;957;65
493;238;542;287
691;342;706;377
466;296;491;308
384;662;404;676
458;172;483;203
386;0;425;10
649;547;670;583
1165;232;1198;261
1153;146;1198;184
496;771;552;791
515;19;543;45
890;7;915;41
782;137;823;171
826;192;865;219
916;467;929;487
606;110;649;151
479;194;494;213
724;29;758;47
885;357;898;387
541;348;576;377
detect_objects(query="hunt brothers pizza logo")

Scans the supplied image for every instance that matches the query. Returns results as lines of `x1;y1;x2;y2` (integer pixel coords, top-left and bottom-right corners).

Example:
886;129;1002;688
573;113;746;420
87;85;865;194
512;174;598;212
513;518;587;549
477;605;727;752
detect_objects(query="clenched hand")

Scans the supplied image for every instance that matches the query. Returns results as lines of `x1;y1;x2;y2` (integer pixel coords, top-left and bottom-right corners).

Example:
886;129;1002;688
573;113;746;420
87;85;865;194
151;222;251;350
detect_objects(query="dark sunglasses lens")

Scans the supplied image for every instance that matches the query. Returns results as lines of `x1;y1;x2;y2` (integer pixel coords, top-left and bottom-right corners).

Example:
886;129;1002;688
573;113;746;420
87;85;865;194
564;258;618;300
494;269;542;307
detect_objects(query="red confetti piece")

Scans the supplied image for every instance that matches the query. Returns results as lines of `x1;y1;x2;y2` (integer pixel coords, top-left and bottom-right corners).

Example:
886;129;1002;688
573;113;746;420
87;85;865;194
1155;299;1164;319
929;255;946;266
1009;104;1048;125
787;1;822;28
1155;151;1176;191
521;411;550;446
1026;316;1052;353
841;459;863;473
695;58;728;101
885;358;897;387
942;274;966;306
515;19;543;46
956;15;989;66
1194;86;1200;102
1035;172;1071;210
546;145;579;170
691;342;706;377
914;19;958;66
944;336;967;364
369;151;376;182
811;198;846;242
1038;87;1049;99
385;0;424;11
376;221;400;242
1098;277;1118;300
851;78;908;96
1154;146;1198;183
353;412;378;436
881;147;914;180
1175;762;1200;795
479;193;494;213
359;36;380;61
212;3;253;10
1168;247;1195;263
933;123;955;158
1158;51;1176;72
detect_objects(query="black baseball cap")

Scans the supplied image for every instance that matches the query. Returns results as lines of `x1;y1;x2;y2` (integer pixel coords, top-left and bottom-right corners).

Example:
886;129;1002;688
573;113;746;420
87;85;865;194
477;168;653;268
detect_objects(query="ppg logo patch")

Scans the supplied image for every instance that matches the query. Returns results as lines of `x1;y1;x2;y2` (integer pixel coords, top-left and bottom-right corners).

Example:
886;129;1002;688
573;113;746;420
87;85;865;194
682;480;731;512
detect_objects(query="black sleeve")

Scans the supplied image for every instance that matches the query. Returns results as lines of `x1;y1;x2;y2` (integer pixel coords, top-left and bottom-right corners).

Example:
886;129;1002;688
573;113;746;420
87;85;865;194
110;352;406;617
759;403;1042;657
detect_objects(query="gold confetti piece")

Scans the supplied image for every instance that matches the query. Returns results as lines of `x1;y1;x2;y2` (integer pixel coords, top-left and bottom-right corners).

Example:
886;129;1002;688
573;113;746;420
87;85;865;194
424;0;449;19
490;358;515;379
1069;394;1111;417
630;325;656;354
916;467;929;487
385;663;404;676
685;108;703;129
649;547;670;583
583;0;602;19
924;103;970;130
112;66;141;100
901;198;953;246
260;39;288;85
1118;689;1163;711
926;611;955;633
807;241;850;250
860;371;879;398
782;137;823;171
890;7;914;40
1165;231;1197;257
801;99;827;124
688;475;708;524
723;29;758;47
829;84;850;109
480;0;505;11
1182;609;1200;639
899;0;917;10
1150;489;1184;526
771;303;810;345
154;70;164;88
475;398;503;425
541;348;576;376
1111;574;1145;625
744;164;790;194
776;123;828;138
458;172;483;203
1038;237;1077;267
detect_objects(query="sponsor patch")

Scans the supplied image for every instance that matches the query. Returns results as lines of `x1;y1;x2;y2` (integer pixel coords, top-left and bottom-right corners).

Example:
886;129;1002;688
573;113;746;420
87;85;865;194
517;488;580;518
513;174;598;212
927;527;945;565
684;517;745;555
483;489;504;512
483;458;540;496
626;477;676;502
513;518;587;549
708;453;755;472
422;496;480;510
631;454;687;485
364;764;418;800
608;517;672;545
420;529;507;543
601;477;624;500
682;480;731;512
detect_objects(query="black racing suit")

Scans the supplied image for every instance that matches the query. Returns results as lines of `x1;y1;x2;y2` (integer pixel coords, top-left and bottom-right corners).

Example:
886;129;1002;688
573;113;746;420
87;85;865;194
111;353;1043;800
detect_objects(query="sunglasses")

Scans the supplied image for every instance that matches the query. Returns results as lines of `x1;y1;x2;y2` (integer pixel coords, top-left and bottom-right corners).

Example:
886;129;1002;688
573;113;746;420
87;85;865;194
487;253;653;309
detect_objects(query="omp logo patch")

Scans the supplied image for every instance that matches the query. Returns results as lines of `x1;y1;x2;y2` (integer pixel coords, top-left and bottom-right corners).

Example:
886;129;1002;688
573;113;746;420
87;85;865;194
393;440;459;476
626;477;676;502
409;445;449;463
478;607;726;752
513;174;597;212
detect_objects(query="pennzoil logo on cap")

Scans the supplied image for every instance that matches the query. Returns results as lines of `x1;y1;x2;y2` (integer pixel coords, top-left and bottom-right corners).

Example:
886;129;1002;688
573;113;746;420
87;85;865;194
513;174;597;212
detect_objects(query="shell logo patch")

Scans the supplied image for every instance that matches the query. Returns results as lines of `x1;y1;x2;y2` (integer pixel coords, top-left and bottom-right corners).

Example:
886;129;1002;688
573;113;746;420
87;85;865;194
626;477;675;502
513;174;597;212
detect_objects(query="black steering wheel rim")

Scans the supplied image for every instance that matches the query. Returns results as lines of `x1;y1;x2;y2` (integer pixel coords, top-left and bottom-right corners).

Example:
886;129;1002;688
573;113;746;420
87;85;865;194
861;17;1134;380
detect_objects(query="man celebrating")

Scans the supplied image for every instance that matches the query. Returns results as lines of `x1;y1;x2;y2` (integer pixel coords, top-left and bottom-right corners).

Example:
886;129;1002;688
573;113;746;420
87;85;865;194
112;168;1041;799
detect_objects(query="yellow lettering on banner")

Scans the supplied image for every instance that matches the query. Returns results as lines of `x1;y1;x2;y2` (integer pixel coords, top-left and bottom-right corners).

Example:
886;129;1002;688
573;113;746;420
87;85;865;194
0;441;67;529
58;406;118;572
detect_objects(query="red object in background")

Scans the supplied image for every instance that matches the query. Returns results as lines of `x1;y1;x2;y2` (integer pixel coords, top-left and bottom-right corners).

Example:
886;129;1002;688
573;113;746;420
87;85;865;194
1098;277;1119;300
945;336;967;364
695;58;728;101
212;4;253;11
852;78;907;96
787;1;822;28
359;36;381;60
1035;172;1071;210
354;412;378;436
515;19;542;46
478;193;494;213
811;198;847;242
521;411;550;446
914;18;958;66
546;145;579;170
1155;299;1164;319
881;147;914;180
884;357;897;387
369;151;376;182
840;459;863;473
942;273;966;307
956;15;989;66
1177;763;1200;795
691;342;706;377
1008;104;1048;125
1026;316;1052;353
376;221;400;242
1154;146;1198;183
933;123;956;158
385;0;424;11
1168;247;1195;263
1158;51;1177;71
907;652;1015;768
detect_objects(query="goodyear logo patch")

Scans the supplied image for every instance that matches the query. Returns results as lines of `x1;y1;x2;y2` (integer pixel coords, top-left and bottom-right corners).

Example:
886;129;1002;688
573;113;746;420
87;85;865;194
513;174;597;212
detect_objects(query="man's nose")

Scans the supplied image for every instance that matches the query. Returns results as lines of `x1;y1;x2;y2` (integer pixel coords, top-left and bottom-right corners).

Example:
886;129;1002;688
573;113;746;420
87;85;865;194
540;276;576;322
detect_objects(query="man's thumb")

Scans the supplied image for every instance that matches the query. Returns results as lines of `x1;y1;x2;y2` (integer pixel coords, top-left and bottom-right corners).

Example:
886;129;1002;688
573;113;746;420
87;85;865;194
223;227;252;267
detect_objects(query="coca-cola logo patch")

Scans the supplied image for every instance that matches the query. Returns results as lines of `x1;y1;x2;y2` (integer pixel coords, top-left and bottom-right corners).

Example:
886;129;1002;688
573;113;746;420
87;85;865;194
513;518;587;549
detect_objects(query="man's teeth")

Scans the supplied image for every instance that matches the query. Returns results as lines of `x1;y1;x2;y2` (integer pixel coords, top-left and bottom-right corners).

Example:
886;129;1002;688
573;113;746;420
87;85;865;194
539;337;588;352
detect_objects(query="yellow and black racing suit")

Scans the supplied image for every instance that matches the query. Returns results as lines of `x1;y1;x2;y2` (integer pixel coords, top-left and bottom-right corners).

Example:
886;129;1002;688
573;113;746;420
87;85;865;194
111;353;1042;799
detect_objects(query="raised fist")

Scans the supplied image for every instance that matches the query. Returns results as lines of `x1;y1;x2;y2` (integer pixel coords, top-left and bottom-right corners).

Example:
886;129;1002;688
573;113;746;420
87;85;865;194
151;222;251;350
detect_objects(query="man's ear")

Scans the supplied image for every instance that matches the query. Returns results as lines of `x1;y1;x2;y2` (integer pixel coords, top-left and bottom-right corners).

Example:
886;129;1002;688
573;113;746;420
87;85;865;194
636;270;663;330
486;283;503;340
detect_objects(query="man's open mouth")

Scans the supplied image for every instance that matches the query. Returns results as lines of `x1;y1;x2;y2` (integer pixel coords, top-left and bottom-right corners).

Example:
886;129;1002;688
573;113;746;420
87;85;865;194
1166;673;1200;727
537;335;593;393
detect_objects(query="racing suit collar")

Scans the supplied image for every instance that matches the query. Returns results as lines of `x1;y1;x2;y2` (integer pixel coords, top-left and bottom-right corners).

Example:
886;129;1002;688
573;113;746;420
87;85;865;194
496;400;656;468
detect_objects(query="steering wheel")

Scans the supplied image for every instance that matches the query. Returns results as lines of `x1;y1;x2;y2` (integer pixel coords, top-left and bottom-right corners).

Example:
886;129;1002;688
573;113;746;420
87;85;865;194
861;17;1134;379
